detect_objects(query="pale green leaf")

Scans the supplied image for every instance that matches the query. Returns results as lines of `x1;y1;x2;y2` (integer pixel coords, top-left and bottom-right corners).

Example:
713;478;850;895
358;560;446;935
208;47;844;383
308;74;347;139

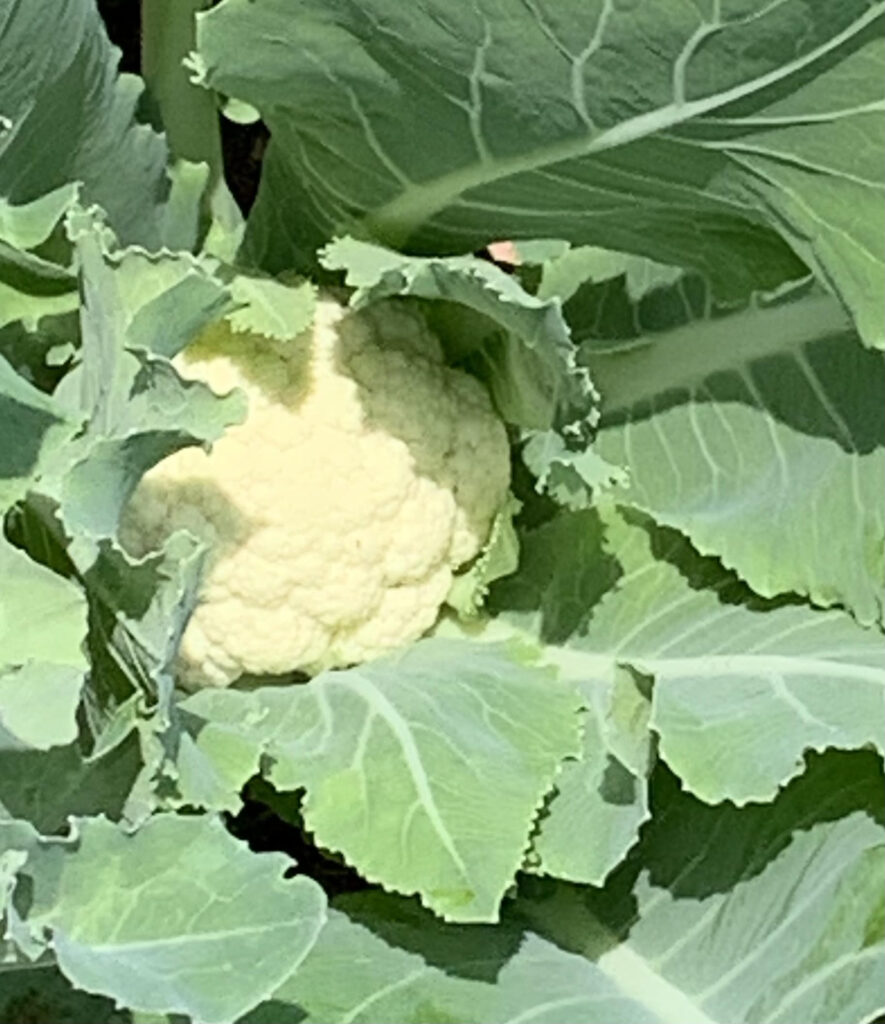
586;287;885;625
53;356;245;541
320;236;595;436
20;815;326;1024
445;492;521;618
522;430;628;510
241;753;885;1024
431;609;651;886
39;213;246;543
529;664;652;885
493;506;885;804
109;247;231;359
0;539;87;751
247;898;661;1024
520;750;885;1024
535;245;683;307
0;819;41;952
227;273;317;342
222;97;261;125
0;187;79;331
82;532;208;721
182;638;583;922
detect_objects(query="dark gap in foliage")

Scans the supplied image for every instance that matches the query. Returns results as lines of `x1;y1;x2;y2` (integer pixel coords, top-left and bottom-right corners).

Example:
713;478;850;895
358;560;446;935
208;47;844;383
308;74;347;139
220;117;270;214
225;777;371;897
96;0;141;73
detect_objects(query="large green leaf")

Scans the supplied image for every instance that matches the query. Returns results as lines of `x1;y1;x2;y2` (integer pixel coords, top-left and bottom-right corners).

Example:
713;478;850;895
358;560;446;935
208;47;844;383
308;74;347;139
521;750;885;1024
246;898;662;1024
0;0;191;250
0;538;87;751
181;638;583;922
240;751;884;1024
583;286;885;625
6;815;326;1024
493;506;885;805
197;0;883;345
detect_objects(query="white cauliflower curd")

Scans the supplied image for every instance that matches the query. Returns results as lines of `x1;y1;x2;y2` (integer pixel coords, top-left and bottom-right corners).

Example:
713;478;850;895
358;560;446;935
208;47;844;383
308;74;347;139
121;297;511;688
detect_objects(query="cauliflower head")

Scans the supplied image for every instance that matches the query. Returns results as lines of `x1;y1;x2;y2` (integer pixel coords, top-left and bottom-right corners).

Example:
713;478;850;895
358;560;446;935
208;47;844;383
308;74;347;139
121;297;511;688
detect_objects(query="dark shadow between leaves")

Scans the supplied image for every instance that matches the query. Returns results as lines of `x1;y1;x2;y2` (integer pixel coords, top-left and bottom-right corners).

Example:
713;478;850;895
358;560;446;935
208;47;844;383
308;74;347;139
333;889;525;985
0;734;140;836
619;505;807;610
509;748;884;963
488;506;622;644
641;747;885;900
224;776;370;899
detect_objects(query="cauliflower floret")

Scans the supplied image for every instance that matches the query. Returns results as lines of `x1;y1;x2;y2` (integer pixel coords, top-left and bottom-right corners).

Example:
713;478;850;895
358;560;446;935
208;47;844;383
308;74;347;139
120;297;510;688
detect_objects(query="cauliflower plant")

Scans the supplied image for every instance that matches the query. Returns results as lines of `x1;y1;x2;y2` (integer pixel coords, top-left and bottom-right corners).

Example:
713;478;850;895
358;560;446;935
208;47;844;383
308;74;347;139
121;297;511;688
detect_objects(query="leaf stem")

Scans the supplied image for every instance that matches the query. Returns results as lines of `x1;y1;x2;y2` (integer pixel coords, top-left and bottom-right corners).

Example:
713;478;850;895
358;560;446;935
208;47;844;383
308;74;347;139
140;0;223;189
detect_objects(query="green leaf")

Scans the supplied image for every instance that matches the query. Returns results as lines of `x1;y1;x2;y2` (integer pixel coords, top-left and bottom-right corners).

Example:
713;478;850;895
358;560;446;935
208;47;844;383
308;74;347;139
524;243;687;327
320;236;595;436
83;533;207;716
520;750;885;1024
521;430;628;510
0;0;192;250
245;895;658;1024
0;187;79;331
182;638;583;922
108;247;231;360
0;538;87;751
493;506;885;805
529;664;652;886
52;354;245;541
0;352;79;513
532;244;694;348
39;212;246;545
15;815;326;1024
584;285;885;626
241;752;885;1024
445;493;521;618
197;0;883;344
226;272;317;343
